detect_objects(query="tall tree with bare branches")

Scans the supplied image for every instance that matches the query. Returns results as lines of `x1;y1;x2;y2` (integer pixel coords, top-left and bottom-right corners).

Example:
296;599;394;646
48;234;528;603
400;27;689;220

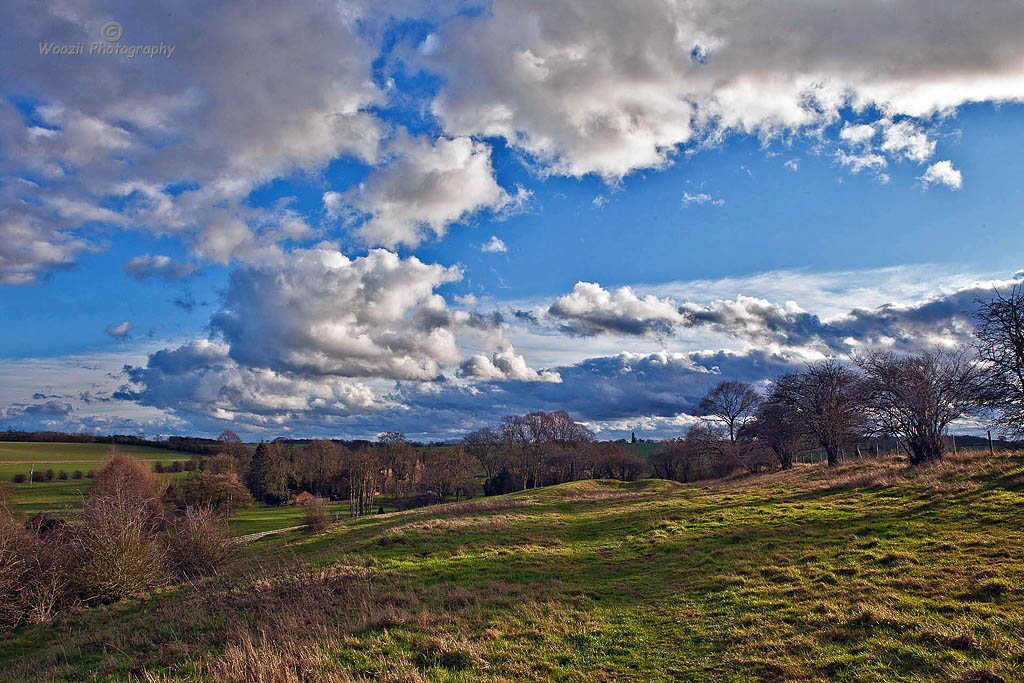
856;348;989;465
772;360;867;467
975;283;1024;438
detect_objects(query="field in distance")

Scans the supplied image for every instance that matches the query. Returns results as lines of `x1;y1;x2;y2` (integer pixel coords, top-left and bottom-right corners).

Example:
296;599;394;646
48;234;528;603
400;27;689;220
2;448;1023;681
0;442;194;516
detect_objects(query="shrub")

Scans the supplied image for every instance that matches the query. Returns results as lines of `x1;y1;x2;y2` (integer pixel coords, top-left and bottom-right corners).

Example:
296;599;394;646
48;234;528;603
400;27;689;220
72;470;83;480
12;473;26;484
304;498;331;533
170;461;184;473
164;506;233;578
89;454;166;525
85;470;95;479
44;469;54;481
57;470;68;480
184;458;200;472
166;473;255;515
30;470;45;483
154;462;165;473
74;494;165;602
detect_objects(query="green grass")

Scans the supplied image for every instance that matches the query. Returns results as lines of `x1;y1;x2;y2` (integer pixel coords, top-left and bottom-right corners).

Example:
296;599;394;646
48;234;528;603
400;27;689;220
3;450;1024;681
0;442;193;515
229;502;350;535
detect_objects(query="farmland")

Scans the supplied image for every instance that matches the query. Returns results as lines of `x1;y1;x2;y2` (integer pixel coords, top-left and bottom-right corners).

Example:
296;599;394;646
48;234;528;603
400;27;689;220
0;442;194;516
2;448;1023;681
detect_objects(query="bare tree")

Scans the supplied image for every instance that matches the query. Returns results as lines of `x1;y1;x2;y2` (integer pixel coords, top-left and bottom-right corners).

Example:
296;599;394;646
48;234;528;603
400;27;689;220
857;348;989;465
772;360;867;467
378;433;417;507
463;427;506;488
975;283;1024;438
697;381;761;442
742;376;812;470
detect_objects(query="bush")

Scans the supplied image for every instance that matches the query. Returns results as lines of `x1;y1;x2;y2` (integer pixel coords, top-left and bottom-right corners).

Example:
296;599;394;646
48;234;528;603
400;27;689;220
85;470;95;479
74;494;165;602
164;506;233;578
89;455;166;525
154;462;164;473
30;470;45;483
72;470;83;480
170;461;184;473
44;469;54;481
184;458;200;472
304;498;331;533
12;474;25;484
57;470;68;480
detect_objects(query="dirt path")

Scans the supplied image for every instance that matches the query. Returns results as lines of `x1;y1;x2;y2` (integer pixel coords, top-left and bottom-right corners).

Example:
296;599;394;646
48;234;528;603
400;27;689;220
234;525;306;543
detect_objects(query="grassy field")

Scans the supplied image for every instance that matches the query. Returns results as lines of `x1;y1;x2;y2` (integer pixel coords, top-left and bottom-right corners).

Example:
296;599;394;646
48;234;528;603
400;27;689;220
0;442;194;516
2;449;1024;681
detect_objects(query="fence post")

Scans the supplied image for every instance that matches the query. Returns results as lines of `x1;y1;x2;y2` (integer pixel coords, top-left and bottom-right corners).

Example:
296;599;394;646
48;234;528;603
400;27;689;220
951;433;957;456
988;430;995;457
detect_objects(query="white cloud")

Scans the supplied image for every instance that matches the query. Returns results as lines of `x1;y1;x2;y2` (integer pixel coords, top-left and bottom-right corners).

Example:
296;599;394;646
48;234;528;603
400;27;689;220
123;254;196;281
481;235;508;253
105;321;134;340
836;150;887;173
210;248;463;381
879;119;936;162
920;160;963;189
349;135;515;249
549;282;686;336
459;347;562;383
839;123;876;145
681;191;724;207
422;0;1024;180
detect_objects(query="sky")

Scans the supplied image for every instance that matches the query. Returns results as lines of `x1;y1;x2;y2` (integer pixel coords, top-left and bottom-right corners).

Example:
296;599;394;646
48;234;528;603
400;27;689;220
1;0;1023;441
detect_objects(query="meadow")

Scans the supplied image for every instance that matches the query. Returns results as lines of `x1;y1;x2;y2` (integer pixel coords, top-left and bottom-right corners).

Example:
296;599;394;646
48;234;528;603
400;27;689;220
1;448;1022;681
0;442;194;516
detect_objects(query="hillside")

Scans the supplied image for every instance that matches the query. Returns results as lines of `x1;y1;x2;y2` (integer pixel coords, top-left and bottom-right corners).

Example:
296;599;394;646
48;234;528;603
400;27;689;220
2;451;1024;681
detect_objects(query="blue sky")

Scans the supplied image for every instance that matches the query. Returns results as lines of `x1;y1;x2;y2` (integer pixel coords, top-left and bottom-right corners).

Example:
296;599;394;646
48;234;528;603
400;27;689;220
2;1;1023;440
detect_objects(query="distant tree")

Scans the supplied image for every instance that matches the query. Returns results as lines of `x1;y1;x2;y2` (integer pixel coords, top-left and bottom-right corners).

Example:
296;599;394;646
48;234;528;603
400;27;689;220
975;284;1024;438
648;440;687;480
697;381;761;443
203;453;236;476
857;348;989;465
154;461;165;473
12;474;25;484
422;445;478;501
773;360;868;467
44;469;54;481
378;433;417;507
72;470;83;480
245;442;287;504
344;446;379;516
465;426;513;493
217;430;242;444
484;467;520;496
742;376;812;470
169;461;184;473
57;470;68;480
167;472;255;515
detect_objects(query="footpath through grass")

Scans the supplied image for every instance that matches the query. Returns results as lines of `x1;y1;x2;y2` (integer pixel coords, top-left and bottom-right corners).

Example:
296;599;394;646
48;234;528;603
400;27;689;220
2;450;1023;681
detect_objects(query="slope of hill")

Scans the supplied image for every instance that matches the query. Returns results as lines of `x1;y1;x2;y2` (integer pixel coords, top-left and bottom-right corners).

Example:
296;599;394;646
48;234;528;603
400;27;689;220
2;451;1023;681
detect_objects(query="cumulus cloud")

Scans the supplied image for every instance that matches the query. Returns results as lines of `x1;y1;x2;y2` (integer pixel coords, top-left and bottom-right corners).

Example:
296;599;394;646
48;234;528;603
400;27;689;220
458;347;561;383
123;254;196;281
545;278;996;353
117;339;385;426
348;136;516;248
210;248;463;380
549;282;686;337
105;321;134;340
481;235;508;253
422;0;1024;179
920;160;963;189
0;0;391;279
